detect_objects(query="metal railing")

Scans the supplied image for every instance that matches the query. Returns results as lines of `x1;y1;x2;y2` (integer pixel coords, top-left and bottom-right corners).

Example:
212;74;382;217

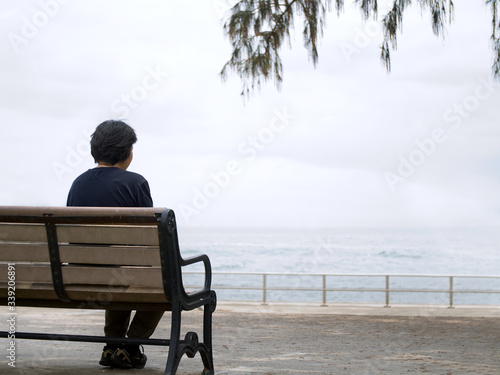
183;272;500;308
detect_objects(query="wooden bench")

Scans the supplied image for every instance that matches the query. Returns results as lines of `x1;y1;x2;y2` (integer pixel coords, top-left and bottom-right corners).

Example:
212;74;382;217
0;206;216;375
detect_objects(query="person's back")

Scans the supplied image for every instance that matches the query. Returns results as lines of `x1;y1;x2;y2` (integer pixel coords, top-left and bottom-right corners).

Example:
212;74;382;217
67;166;152;207
67;120;161;369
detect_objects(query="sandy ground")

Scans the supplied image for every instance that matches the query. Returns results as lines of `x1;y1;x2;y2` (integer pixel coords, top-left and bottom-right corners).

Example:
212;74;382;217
0;304;499;374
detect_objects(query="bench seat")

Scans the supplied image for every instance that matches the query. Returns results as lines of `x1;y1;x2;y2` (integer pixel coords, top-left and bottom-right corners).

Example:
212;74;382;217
0;206;216;375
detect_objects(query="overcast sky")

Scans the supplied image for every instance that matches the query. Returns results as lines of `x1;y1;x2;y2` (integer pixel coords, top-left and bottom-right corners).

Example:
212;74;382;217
0;0;499;228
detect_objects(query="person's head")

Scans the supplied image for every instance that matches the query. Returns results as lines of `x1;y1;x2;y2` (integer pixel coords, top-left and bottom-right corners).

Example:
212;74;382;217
90;120;137;168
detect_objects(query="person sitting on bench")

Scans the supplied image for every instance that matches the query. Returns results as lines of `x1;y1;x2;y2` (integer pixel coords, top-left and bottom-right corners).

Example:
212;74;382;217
67;119;164;369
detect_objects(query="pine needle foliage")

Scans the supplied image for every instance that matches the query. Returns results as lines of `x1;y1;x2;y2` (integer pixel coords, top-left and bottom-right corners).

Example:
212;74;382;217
221;0;500;97
380;0;454;72
221;0;337;96
486;0;500;76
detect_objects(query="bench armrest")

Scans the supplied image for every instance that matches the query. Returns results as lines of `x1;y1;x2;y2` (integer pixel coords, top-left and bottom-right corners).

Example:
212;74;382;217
181;254;212;299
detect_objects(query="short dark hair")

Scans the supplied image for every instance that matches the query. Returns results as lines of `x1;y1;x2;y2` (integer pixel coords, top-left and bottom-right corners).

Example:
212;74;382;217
90;120;137;165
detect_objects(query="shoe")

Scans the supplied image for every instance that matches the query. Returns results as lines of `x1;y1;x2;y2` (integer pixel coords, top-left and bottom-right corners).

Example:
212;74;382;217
99;346;116;367
111;346;147;369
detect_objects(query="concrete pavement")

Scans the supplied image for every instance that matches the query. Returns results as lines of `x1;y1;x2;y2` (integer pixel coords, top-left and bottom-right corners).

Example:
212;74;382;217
0;304;499;374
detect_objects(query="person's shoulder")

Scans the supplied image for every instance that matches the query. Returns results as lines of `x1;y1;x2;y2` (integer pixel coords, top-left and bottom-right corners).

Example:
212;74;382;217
71;169;94;181
120;169;149;183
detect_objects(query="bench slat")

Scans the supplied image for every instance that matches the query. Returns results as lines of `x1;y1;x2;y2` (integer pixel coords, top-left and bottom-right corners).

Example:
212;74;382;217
0;282;169;304
56;225;159;245
0;243;50;262
63;266;163;288
0;224;160;246
0;206;164;220
0;282;58;300
0;264;52;283
0;243;161;265
0;264;163;288
0;223;46;242
59;245;161;266
65;286;169;304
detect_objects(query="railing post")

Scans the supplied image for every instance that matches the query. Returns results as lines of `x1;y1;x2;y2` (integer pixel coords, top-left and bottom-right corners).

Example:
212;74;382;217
321;275;327;307
449;276;454;308
261;274;267;305
384;275;390;308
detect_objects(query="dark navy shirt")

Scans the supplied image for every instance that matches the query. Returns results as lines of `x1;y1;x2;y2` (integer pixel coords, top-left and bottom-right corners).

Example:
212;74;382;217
67;167;153;207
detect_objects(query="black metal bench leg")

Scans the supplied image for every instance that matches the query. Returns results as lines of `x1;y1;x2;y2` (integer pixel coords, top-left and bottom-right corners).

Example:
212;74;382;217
199;291;216;375
163;294;216;375
164;304;182;375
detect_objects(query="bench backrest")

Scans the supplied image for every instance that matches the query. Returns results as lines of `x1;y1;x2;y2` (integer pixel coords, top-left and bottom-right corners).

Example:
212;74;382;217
0;206;183;308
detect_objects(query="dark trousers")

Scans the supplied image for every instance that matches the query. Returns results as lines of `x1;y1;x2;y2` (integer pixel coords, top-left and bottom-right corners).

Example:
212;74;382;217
104;310;165;339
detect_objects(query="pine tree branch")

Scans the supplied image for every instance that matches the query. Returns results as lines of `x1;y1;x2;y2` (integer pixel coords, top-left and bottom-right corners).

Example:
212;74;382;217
378;0;455;74
222;0;500;98
221;0;336;97
486;0;500;76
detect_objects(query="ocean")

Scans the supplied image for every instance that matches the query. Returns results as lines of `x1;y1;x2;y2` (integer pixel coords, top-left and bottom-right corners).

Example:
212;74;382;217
177;226;500;306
